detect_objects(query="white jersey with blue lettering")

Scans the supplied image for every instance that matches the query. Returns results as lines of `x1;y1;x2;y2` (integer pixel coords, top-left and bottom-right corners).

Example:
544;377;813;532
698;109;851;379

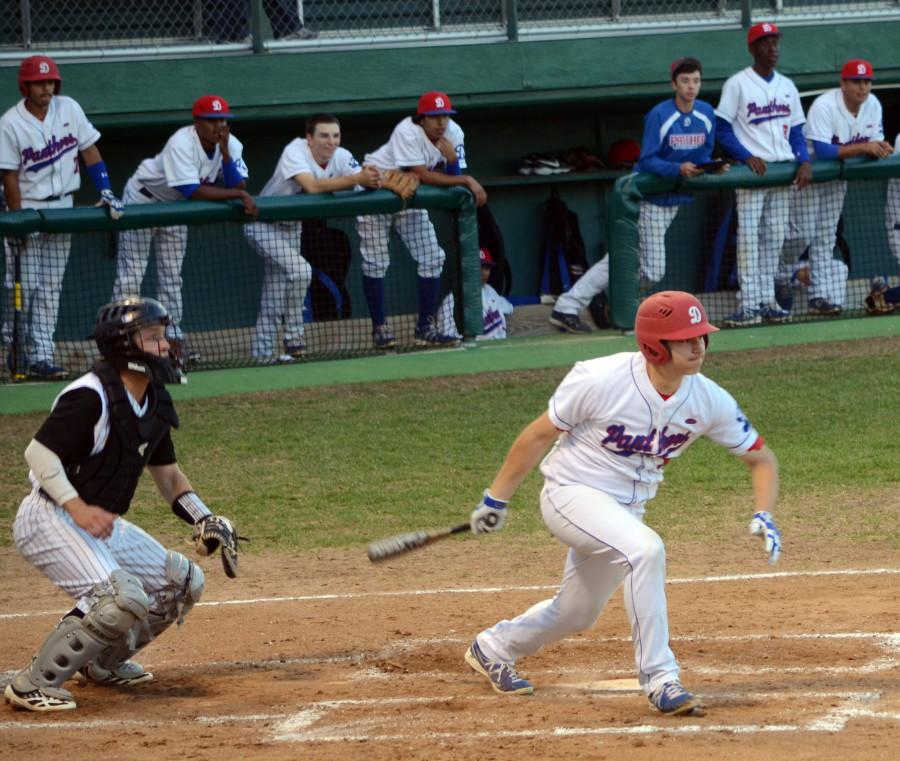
0;95;100;202
128;125;248;202
365;116;466;172
803;89;884;156
258;139;360;197
716;67;805;162
540;351;759;505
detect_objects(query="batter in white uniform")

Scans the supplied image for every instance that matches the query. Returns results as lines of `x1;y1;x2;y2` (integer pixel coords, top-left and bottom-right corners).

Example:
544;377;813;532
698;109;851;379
244;114;380;362
716;22;811;327
112;95;257;355
359;91;487;349
0;55;123;380
465;291;782;716
787;59;891;315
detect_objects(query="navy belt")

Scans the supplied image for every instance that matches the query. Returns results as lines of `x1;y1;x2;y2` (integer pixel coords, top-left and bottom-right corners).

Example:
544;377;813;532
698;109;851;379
26;192;71;202
138;186;155;200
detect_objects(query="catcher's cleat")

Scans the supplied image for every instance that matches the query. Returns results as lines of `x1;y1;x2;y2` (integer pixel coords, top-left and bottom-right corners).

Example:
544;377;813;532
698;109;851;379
5;682;76;712
465;640;534;696
549;310;592;334
648;681;703;716
75;660;154;687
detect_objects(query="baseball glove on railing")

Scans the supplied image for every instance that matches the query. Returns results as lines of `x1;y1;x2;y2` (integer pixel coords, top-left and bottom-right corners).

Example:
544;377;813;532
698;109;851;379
193;515;245;578
382;169;420;201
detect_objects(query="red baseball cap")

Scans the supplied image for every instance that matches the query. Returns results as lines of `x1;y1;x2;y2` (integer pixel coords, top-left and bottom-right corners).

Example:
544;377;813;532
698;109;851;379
670;56;703;80
480;247;495;267
192;95;234;119
841;59;875;80
747;22;780;46
417;91;457;116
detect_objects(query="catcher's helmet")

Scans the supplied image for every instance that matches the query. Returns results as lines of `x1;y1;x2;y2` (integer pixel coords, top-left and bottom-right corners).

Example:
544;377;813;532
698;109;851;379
607;139;641;169
94;297;183;385
18;55;61;97
635;291;718;364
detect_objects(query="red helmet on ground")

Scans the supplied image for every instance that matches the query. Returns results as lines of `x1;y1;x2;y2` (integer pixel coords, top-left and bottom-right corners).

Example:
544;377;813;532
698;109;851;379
608;139;641;168
18;55;61;97
635;291;719;364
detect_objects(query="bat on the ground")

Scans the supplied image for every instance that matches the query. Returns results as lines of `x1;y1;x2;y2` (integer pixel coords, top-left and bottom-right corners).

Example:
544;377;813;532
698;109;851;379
367;522;470;562
9;240;26;382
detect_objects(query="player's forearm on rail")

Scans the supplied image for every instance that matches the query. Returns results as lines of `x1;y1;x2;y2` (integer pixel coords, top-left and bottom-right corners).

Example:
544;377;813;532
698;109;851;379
489;413;560;501
188;185;249;201
407;166;474;187
295;174;356;193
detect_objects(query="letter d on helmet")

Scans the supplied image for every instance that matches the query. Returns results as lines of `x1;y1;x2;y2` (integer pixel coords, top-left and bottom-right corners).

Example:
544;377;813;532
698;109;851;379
635;290;718;364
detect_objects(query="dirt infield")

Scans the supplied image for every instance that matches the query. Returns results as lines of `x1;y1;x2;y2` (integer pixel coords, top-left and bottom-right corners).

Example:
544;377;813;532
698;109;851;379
2;535;898;761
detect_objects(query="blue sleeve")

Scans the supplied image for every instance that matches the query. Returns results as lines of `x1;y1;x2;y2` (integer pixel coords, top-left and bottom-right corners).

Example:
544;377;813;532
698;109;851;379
176;183;201;199
637;109;681;178
221;158;243;188
812;139;839;161
789;125;811;163
715;119;753;162
85;160;112;193
444;160;462;176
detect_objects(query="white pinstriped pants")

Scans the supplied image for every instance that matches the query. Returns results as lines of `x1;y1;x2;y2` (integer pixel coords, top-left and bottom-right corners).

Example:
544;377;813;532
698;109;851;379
735;186;791;310
12;490;170;614
356;209;445;279
476;481;679;696
637;202;679;284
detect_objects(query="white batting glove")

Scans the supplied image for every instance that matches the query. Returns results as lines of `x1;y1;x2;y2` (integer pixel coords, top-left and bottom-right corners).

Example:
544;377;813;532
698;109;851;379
97;189;125;220
470;490;508;535
749;511;782;564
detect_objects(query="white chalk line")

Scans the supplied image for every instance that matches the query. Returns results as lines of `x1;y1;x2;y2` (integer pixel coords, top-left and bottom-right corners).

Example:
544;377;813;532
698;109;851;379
3;631;899;683
1;566;897;621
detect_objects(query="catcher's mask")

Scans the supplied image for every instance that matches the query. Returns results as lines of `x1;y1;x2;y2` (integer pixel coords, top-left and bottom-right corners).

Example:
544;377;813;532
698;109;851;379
93;297;183;385
635;290;718;365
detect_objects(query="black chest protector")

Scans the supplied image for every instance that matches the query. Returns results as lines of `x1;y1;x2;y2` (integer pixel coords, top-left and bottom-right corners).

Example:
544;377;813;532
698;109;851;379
66;361;179;515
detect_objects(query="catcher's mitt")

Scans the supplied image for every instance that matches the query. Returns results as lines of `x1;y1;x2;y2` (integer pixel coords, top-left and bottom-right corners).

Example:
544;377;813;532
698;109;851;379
193;515;242;578
382;169;420;201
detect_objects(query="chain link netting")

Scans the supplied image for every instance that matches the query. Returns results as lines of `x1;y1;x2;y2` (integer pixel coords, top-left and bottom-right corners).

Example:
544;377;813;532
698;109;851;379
2;1;899;52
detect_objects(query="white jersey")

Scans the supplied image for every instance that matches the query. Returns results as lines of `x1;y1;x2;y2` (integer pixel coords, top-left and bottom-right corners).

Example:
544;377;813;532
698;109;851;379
365;116;467;172
0;95;100;202
540;352;759;505
477;283;514;340
803;89;884;157
259;139;360;197
885;134;900;223
716;67;805;162
129;125;248;202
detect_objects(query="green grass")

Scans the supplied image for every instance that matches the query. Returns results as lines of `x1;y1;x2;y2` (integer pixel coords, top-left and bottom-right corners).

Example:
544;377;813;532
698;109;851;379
2;338;898;552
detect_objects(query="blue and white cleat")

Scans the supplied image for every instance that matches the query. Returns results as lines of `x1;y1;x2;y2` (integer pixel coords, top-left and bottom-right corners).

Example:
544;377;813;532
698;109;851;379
648;681;704;716
465;639;534;695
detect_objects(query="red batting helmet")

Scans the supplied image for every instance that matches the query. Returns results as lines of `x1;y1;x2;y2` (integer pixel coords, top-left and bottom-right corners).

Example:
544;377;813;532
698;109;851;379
18;55;61;97
635;291;718;364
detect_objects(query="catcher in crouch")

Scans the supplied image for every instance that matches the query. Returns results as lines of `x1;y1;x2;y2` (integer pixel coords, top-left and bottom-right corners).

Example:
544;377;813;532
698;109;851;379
5;297;242;713
358;90;488;349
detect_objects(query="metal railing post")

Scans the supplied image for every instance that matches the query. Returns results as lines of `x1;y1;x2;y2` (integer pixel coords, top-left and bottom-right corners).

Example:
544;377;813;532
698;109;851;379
20;0;32;48
741;0;752;27
251;0;264;53
505;0;518;41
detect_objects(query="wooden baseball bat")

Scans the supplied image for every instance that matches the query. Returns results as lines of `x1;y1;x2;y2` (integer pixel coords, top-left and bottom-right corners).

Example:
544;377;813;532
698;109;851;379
367;522;470;563
9;241;26;382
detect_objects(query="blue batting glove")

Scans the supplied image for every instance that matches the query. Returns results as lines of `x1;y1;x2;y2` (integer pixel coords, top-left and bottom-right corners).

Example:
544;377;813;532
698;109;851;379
470;490;508;535
749;511;782;564
98;189;125;220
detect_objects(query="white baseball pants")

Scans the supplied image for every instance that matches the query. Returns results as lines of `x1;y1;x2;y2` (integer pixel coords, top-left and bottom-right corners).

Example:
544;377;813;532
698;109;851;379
885;178;900;269
12;490;170;613
734;186;791;310
112;179;188;340
554;257;609;315
2;196;73;365
244;220;312;357
476;481;679;696
356;209;445;279
789;181;849;303
637;202;679;284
